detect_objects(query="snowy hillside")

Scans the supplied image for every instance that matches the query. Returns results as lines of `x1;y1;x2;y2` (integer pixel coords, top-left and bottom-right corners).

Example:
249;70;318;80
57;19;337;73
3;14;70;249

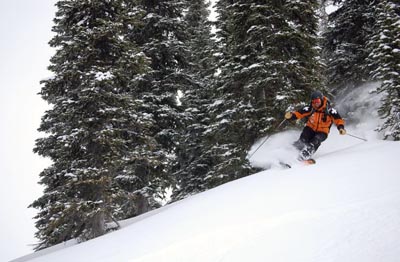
12;84;400;262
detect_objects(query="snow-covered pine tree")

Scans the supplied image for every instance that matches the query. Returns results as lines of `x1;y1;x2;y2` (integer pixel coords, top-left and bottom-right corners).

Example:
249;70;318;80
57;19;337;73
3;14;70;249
31;0;160;249
201;0;257;188
184;0;216;79
127;0;190;193
322;0;376;91
171;0;217;201
204;0;322;188
262;0;323;106
367;0;400;140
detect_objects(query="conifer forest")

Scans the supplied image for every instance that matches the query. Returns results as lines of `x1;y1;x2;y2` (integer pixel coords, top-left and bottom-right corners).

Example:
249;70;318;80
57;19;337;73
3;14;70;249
31;0;400;250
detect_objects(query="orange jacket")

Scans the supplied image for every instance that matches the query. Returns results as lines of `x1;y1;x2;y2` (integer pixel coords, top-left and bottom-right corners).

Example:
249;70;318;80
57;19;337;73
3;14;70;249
292;97;345;134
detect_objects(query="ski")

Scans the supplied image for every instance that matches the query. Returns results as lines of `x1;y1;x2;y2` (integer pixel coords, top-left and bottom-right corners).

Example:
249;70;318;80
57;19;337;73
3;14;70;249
302;158;316;165
279;158;316;169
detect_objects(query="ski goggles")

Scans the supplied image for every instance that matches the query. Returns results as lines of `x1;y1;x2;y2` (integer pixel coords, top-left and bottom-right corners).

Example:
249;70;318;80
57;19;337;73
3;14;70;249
312;98;322;105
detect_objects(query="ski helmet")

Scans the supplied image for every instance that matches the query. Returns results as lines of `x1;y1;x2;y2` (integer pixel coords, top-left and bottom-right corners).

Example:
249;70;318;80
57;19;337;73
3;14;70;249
311;90;323;100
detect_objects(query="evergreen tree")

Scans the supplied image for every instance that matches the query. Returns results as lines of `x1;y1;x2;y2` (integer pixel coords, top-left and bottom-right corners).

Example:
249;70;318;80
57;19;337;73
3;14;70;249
172;0;217;201
128;0;191;193
203;0;322;188
184;0;216;79
31;0;160;249
367;0;400;140
322;0;376;91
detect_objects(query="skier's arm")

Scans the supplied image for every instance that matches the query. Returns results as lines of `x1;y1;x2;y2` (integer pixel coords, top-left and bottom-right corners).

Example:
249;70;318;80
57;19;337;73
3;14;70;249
329;108;346;132
291;106;313;120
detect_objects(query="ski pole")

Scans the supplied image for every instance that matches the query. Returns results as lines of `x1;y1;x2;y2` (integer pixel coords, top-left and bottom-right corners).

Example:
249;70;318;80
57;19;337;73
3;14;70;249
346;133;368;142
248;118;287;160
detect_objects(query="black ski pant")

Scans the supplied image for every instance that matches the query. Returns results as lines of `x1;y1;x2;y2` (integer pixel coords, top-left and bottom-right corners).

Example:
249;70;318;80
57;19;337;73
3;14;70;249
293;126;327;159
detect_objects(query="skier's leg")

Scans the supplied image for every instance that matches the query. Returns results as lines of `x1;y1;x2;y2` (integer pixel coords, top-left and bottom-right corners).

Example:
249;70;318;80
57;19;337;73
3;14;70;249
293;126;313;151
299;146;313;160
294;127;316;160
303;132;328;158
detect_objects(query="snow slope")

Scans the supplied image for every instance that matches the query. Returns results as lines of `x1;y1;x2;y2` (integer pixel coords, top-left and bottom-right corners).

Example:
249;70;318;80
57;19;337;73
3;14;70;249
12;84;400;262
12;138;400;262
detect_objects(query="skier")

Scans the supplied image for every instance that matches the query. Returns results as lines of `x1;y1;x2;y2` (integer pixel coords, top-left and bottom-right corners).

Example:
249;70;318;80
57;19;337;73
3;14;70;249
284;91;346;161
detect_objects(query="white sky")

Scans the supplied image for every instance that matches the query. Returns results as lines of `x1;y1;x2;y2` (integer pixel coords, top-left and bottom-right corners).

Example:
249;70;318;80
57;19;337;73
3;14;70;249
208;0;217;21
0;0;57;261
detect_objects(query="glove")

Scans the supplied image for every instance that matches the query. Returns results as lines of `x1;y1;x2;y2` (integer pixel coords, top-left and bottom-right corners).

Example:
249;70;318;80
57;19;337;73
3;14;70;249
339;128;346;135
285;112;293;120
